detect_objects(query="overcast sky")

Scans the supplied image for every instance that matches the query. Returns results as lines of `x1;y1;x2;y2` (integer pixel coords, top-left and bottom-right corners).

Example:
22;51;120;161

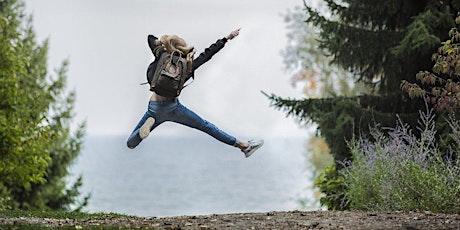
24;0;307;139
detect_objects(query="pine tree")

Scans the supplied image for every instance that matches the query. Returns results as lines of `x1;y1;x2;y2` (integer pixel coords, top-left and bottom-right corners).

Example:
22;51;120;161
269;0;460;164
0;0;88;210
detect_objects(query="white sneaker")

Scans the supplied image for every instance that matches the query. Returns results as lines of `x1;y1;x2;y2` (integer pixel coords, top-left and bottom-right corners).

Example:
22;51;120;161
139;117;155;139
242;140;264;158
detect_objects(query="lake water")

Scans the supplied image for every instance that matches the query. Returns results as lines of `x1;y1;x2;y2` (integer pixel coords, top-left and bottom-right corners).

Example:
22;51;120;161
70;135;314;217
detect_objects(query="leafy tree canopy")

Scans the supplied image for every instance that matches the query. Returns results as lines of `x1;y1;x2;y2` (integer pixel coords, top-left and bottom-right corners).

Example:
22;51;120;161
0;0;88;211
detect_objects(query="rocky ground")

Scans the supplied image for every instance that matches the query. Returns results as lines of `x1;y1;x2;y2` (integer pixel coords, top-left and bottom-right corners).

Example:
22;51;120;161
1;210;460;229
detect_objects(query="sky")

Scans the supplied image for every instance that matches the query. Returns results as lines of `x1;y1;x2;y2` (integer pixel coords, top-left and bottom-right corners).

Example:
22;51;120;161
24;0;308;139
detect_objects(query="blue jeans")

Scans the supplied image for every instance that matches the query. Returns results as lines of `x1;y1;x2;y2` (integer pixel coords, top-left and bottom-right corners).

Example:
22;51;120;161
127;100;238;149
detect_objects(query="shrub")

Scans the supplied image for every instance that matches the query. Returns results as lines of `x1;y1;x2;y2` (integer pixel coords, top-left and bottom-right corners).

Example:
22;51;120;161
314;165;348;210
343;108;460;214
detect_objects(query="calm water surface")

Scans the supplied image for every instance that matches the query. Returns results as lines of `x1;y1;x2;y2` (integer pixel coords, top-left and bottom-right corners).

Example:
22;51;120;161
70;136;313;217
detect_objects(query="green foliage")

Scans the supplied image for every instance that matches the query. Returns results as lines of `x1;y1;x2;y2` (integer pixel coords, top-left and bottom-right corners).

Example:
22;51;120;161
391;9;445;58
0;0;88;211
0;0;51;192
343;109;460;214
273;0;460;167
272;1;460;210
302;0;458;92
266;92;420;162
402;14;460;113
0;223;138;230
0;183;12;210
0;210;131;219
314;165;348;210
280;0;460;161
0;210;134;230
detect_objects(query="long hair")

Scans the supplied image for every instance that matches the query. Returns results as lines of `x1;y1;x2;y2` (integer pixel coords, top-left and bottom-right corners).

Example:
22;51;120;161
155;35;195;72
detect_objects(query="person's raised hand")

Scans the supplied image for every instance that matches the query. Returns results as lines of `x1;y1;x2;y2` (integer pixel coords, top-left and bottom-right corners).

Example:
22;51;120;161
226;28;241;40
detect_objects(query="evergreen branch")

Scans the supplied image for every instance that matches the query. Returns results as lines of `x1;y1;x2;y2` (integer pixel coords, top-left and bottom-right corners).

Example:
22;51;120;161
391;10;442;57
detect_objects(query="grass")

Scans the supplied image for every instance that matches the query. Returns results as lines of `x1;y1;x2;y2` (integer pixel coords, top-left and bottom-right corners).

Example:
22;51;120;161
0;223;129;230
0;210;153;230
0;209;131;219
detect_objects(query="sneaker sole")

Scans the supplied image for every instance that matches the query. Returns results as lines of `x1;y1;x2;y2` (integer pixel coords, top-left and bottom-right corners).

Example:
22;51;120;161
139;117;155;139
245;140;264;158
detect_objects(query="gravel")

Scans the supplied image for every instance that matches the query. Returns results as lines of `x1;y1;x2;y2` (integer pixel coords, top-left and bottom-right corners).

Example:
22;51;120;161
1;210;459;229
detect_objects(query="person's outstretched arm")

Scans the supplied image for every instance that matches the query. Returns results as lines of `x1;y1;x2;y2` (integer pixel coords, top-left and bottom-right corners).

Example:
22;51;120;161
191;28;241;72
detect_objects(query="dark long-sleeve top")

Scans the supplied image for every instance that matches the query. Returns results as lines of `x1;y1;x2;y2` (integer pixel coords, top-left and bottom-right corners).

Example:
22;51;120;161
147;35;228;82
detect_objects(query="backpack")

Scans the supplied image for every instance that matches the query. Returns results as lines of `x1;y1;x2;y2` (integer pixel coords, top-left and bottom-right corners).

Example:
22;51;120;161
145;46;192;98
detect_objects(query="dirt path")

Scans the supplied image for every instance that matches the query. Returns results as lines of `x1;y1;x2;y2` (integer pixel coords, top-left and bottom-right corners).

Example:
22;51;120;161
1;210;459;229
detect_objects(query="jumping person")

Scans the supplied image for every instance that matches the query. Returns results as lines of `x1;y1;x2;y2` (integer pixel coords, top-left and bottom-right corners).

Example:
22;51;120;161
127;28;264;158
